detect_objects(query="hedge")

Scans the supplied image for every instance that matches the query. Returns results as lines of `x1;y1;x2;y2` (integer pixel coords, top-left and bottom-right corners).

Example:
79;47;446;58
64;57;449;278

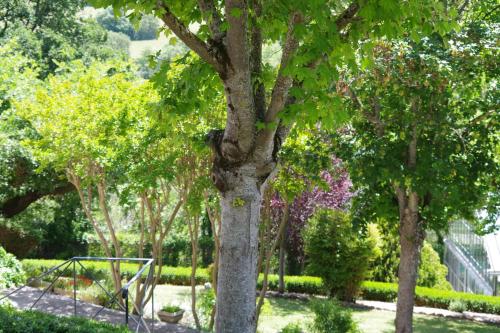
21;259;322;294
22;260;500;315
0;305;129;333
361;281;500;315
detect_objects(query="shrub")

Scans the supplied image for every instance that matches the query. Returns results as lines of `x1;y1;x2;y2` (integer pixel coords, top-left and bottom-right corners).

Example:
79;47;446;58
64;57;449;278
449;300;467;313
105;32;130;56
309;299;360;333
0;246;25;289
417;242;452;290
279;322;303;333
0;305;129;332
303;209;375;301
197;289;215;329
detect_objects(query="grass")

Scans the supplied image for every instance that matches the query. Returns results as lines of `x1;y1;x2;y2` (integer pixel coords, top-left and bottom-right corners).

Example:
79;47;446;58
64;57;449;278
149;285;499;333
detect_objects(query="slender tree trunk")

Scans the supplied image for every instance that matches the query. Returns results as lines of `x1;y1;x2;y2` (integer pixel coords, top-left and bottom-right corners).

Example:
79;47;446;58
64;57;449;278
216;165;261;333
278;234;286;294
188;214;202;330
256;202;288;325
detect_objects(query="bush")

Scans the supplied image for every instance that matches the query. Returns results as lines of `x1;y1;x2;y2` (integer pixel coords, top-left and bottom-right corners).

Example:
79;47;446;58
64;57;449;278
105;32;130;56
279;322;303;333
309;299;360;333
0;305;129;332
449;300;467;313
197;288;215;329
133;15;159;40
0;246;25;289
418;242;452;290
96;8;134;39
303;209;375;301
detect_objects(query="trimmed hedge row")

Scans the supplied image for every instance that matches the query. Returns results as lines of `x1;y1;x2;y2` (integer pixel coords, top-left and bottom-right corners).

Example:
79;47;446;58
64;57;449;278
361;281;500;315
0;305;129;333
22;260;500;315
21;259;322;294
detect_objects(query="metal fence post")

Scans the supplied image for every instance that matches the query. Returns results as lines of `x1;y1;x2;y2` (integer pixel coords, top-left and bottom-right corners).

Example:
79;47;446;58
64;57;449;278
123;288;129;325
73;259;77;316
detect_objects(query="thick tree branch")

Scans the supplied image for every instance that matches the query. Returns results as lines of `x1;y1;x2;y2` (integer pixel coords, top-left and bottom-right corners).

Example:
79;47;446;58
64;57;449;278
224;0;249;73
265;11;303;124
336;2;361;31
157;2;226;75
0;182;74;218
253;2;361;168
218;0;256;162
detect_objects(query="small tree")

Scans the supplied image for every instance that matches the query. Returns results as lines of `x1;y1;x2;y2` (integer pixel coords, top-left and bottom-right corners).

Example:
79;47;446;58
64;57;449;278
334;22;499;332
304;209;376;301
17;61;157;303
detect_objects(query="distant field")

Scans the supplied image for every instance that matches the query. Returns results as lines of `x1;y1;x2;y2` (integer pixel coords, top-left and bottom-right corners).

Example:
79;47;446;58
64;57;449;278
129;36;169;59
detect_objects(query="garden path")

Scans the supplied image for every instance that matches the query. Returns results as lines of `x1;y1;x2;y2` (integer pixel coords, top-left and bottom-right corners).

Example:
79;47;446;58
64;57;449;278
2;287;199;333
356;299;500;326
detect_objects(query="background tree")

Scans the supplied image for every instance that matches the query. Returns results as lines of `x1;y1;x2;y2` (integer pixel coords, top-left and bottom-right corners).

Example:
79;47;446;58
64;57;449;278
304;209;376;301
334;22;498;332
0;1;130;222
16;60;157;302
90;1;446;331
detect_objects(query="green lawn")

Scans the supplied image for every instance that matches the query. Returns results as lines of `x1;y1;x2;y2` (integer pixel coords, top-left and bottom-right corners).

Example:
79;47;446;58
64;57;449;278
149;285;499;333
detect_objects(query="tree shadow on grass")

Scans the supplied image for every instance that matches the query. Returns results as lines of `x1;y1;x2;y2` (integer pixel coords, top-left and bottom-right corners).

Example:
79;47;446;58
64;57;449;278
265;297;312;316
412;316;500;333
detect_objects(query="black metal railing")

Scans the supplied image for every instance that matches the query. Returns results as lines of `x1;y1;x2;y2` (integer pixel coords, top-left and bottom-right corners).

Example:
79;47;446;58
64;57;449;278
0;257;155;333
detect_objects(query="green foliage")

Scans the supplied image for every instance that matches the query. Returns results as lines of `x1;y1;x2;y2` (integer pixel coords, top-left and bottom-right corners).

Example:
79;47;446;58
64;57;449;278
303;209;375;301
105;31;130;56
361;281;500;315
96;8;135;38
335;27;499;235
368;223;451;290
366;221;399;283
309;299;360;333
16;60;156;175
86;231;192;266
197;289;216;329
96;8;159;41
90;0;451;128
279;322;303;333
0;305;129;333
0;246;25;289
161;304;182;313
133;15;159;40
1;1;123;78
418;242;452;290
448;299;467;313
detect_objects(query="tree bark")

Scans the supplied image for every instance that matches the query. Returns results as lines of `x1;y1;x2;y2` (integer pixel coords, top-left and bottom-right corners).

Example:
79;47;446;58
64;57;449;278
395;114;423;333
216;164;261;333
395;202;424;333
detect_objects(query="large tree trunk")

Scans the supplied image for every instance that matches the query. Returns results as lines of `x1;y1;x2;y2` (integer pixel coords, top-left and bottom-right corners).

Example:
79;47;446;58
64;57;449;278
216;164;262;333
395;190;424;333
